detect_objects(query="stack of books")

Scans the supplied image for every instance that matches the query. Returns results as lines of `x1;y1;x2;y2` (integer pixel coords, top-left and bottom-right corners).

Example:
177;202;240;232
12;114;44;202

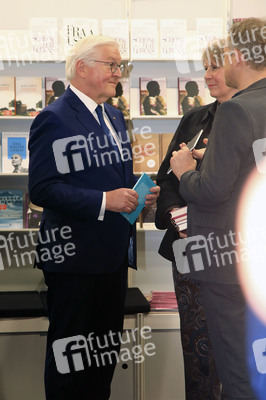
150;291;178;311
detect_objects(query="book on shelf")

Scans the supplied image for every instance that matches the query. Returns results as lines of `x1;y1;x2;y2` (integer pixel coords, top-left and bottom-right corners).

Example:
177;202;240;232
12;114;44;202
160;132;174;162
139;77;167;116
15;77;43;117
132;133;160;174
0;76;15;116
150;291;178;311
196;18;224;54
130;19;159;59
45;77;69;106
24;193;43;229
102;19;130;60
120;173;156;225
160;19;187;59
178;77;206;115
0;190;23;229
30;17;58;59
1;132;29;173
106;78;130;117
62;18;99;56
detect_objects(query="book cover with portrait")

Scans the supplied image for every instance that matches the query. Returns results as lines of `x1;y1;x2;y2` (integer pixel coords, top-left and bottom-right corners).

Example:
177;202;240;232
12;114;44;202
178;77;206;115
15;77;43;117
1;132;29;173
106;78;130;118
0;76;15;116
139;77;167;116
0;190;23;229
45;77;69;106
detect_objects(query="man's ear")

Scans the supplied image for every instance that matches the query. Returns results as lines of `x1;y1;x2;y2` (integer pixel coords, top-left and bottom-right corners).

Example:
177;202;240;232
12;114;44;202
75;60;88;78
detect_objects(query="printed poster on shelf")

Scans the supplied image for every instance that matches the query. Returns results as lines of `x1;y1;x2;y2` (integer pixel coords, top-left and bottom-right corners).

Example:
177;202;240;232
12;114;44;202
1;132;29;174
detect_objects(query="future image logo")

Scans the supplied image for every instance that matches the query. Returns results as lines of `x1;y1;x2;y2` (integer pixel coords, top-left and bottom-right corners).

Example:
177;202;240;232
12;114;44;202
52;135;91;174
53;335;91;374
252;338;266;374
172;235;211;273
252;138;266;174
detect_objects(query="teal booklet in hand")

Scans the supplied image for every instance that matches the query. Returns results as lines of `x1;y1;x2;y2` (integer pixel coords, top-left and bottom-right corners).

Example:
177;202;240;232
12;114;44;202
121;173;156;225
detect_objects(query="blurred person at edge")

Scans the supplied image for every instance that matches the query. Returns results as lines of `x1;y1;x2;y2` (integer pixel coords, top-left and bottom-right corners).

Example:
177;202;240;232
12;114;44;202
28;34;160;400
170;18;266;400
155;39;237;400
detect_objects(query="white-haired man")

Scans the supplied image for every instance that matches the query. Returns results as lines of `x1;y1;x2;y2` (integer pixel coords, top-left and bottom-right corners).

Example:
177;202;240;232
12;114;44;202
29;35;159;400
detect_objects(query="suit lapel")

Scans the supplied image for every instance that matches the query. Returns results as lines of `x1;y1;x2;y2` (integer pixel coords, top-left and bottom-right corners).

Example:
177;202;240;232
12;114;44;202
65;90;125;179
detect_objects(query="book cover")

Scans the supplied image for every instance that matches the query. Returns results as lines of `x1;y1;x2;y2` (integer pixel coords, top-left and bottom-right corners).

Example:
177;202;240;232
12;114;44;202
160;132;174;162
178;77;206;115
62;18;99;56
132;133;160;174
131;19;159;59
120;173;156;225
0;190;23;229
160;19;187;59
196;18;224;54
15;77;43;116
24;193;43;228
30;17;58;59
139;77;167;116
45;77;69;106
106;78;130;117
102;19;130;60
0;76;15;116
1;132;29;173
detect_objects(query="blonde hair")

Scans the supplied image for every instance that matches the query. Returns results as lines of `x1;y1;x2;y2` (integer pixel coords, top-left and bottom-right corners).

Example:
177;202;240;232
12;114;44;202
65;35;119;81
202;39;226;67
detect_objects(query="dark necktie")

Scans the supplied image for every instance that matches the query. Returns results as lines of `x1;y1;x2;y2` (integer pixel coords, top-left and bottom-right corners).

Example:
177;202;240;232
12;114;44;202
95;105;122;164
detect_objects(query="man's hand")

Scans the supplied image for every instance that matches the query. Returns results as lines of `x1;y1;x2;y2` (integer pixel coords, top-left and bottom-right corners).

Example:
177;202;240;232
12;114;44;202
170;146;197;180
145;184;160;207
192;138;208;160
106;188;139;213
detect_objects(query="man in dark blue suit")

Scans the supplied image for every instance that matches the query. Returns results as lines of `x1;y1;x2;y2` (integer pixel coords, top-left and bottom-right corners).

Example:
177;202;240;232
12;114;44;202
28;35;159;400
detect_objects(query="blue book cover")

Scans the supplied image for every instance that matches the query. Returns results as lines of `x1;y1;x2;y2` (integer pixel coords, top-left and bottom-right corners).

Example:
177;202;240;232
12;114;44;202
1;132;29;173
121;173;156;225
0;190;23;228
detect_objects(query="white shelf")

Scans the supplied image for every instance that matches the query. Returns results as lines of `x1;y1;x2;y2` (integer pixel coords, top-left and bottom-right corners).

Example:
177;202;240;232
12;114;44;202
0;116;34;120
131;115;182;119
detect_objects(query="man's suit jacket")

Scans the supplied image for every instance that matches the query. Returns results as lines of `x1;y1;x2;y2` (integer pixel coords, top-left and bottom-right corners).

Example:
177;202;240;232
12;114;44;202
29;87;136;274
155;101;217;262
179;78;266;284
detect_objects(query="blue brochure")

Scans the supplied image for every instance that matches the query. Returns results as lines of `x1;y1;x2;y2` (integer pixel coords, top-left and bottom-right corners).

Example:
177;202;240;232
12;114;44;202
121;173;156;225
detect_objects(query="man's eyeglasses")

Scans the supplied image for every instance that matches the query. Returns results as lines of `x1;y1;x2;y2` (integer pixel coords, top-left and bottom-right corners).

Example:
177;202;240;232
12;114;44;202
90;60;124;73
